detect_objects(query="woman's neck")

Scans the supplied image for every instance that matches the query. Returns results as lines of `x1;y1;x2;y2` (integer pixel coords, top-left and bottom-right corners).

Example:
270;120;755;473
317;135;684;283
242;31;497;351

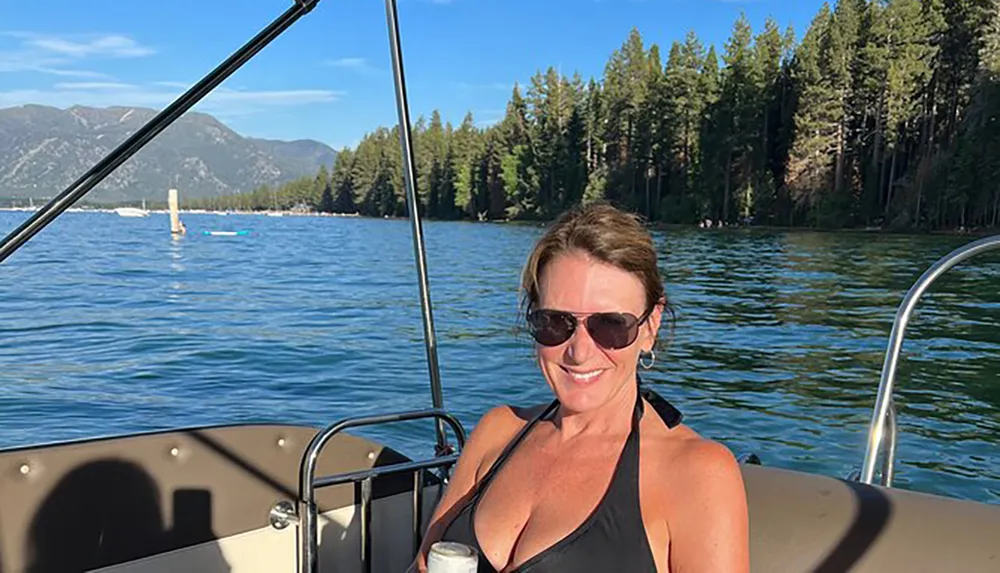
552;378;637;441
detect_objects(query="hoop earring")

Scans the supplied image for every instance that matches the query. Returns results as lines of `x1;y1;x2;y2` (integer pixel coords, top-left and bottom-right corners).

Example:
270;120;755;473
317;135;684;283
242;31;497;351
639;349;655;370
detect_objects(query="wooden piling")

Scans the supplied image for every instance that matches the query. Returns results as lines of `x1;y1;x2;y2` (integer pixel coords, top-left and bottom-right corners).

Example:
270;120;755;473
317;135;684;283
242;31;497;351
168;189;185;235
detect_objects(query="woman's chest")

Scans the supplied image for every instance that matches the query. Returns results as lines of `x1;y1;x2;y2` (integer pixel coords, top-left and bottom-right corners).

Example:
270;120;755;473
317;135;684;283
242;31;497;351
472;439;646;570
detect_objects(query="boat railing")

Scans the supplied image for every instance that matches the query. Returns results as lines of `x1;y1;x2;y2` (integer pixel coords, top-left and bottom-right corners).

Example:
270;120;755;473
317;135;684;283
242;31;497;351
268;409;467;573
854;234;1000;487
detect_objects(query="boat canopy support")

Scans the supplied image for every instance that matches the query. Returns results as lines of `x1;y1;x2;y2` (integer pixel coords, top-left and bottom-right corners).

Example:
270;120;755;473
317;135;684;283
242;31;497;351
858;234;1000;486
384;0;449;453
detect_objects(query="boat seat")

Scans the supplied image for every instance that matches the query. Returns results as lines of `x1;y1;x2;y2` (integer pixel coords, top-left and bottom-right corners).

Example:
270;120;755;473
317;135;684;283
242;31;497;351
742;464;1000;572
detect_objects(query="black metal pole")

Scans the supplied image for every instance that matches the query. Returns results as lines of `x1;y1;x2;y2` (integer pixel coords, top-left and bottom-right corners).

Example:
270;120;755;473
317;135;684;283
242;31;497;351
0;0;322;264
384;0;449;454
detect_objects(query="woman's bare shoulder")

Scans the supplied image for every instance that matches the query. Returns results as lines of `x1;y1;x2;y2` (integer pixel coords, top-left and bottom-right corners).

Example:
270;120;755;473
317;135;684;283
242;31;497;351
674;433;743;488
463;402;552;465
642;420;750;571
475;402;549;430
644;420;743;487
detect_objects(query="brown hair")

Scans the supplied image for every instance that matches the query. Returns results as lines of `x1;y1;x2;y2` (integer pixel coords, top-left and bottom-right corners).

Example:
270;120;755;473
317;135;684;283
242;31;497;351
520;202;674;328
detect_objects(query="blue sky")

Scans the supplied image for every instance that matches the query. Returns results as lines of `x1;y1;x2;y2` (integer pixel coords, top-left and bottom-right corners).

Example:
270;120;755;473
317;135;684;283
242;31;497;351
0;0;828;150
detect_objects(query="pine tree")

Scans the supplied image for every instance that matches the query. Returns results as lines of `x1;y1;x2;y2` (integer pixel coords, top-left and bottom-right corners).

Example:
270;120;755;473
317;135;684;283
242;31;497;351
662;33;708;221
718;13;759;223
754;18;788;223
331;148;357;214
314;164;331;209
452;112;480;216
786;3;835;225
318;182;334;213
697;45;723;221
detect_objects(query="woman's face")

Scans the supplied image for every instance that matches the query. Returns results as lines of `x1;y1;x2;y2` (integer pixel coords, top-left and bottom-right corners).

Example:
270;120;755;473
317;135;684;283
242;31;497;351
534;250;661;414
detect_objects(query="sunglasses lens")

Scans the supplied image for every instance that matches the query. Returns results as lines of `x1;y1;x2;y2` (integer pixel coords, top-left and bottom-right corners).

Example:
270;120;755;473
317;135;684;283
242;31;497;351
527;309;576;346
586;312;639;350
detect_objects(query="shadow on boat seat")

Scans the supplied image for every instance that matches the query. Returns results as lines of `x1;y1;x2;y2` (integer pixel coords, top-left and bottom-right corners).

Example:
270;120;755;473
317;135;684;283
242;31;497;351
811;479;891;572
23;458;230;573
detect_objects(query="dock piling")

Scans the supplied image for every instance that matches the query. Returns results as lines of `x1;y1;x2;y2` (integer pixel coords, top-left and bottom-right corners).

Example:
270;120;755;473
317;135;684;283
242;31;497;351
169;189;185;235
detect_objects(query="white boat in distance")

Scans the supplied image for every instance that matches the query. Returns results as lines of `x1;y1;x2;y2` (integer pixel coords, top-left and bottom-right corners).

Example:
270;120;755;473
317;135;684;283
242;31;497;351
114;207;149;217
116;199;149;217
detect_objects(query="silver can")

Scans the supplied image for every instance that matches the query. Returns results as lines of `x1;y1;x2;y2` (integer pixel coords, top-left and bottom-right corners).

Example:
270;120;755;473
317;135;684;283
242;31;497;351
426;541;478;573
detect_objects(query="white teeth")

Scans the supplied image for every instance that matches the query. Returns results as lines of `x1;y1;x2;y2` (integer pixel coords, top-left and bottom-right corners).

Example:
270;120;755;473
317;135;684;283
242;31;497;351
570;370;601;381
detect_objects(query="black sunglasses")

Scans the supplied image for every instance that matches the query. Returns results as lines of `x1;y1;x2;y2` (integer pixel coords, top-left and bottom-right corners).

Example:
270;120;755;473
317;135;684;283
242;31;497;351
525;307;654;350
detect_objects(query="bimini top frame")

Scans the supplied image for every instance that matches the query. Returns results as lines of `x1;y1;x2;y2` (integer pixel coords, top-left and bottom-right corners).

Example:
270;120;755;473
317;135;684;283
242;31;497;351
0;0;451;453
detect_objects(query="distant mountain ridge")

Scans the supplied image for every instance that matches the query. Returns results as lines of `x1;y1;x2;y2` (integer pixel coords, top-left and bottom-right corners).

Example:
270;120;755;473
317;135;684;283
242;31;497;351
0;104;337;203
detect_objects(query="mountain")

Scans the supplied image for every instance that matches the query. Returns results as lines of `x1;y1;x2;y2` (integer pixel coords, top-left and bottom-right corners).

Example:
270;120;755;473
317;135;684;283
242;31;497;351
249;137;338;174
0;104;337;203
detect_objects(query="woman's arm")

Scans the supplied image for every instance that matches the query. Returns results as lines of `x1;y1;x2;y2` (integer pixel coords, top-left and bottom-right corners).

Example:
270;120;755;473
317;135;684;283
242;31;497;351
667;441;750;573
408;405;518;572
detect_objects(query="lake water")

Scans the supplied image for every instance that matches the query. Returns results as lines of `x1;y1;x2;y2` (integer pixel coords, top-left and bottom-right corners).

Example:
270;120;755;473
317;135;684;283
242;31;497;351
1;210;998;505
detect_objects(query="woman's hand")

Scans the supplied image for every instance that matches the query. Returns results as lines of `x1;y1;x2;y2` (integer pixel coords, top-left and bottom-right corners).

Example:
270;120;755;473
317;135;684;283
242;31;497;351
405;557;426;573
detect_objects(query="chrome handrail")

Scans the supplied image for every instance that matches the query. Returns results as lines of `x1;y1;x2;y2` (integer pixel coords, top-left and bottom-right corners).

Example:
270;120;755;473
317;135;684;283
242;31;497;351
880;396;898;486
297;408;467;573
859;234;1000;486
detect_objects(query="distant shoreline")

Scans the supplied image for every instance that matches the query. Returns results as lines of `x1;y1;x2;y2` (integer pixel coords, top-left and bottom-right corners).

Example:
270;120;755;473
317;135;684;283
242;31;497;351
2;206;995;238
0;206;360;218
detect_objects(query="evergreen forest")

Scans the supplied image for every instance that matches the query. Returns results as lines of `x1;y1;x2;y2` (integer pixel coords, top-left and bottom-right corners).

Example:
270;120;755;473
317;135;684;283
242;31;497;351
190;0;1000;231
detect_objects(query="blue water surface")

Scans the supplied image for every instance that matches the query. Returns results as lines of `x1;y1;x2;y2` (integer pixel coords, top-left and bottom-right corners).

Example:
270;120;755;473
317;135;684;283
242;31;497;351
1;210;998;505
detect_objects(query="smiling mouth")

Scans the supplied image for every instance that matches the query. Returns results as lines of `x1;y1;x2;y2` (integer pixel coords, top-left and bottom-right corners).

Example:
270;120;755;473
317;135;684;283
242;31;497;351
562;367;604;383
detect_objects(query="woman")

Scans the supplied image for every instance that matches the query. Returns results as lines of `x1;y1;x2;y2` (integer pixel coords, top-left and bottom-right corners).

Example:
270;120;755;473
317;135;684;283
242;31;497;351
412;202;749;572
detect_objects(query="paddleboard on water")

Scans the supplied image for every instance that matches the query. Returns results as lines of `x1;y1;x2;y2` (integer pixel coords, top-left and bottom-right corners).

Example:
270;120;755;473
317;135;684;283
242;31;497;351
203;230;249;236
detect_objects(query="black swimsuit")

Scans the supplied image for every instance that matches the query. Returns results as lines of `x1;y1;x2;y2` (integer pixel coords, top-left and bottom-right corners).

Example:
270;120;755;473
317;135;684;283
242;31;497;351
438;385;683;572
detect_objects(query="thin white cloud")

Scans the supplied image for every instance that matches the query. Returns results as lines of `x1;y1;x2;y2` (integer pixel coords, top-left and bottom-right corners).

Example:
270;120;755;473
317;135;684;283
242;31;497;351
0;31;154;78
32;67;111;79
324;57;383;76
327;57;367;68
152;81;190;88
53;81;134;90
0;82;344;116
0;50;69;75
15;33;155;58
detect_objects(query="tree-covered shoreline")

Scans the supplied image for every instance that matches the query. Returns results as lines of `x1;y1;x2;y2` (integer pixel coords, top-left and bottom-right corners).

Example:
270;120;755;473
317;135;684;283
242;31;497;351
190;0;1000;233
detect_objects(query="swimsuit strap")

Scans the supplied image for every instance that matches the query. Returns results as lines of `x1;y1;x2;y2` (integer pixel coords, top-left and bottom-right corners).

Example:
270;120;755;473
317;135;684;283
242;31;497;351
473;399;559;493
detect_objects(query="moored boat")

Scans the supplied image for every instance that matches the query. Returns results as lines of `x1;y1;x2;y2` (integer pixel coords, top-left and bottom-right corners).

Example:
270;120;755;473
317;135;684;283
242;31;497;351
115;207;150;218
